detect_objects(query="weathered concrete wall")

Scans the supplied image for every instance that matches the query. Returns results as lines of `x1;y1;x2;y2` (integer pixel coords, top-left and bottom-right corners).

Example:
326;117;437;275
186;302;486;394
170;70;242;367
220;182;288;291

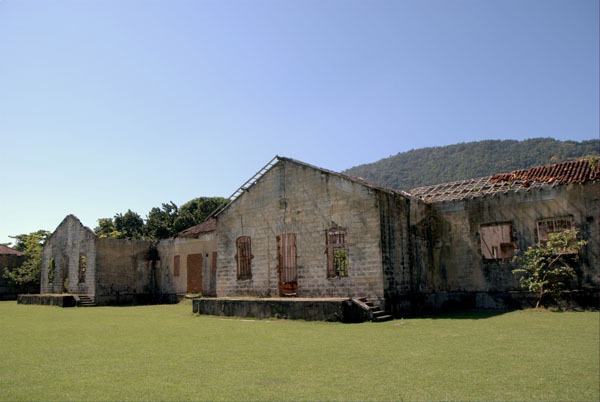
40;215;97;295
413;182;600;311
377;192;414;315
156;233;217;296
216;160;386;301
94;238;157;305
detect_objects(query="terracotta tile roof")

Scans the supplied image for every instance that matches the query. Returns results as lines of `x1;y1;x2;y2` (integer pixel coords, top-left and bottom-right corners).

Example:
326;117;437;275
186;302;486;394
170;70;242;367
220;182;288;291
410;159;599;203
489;159;598;185
0;244;25;256
177;218;217;238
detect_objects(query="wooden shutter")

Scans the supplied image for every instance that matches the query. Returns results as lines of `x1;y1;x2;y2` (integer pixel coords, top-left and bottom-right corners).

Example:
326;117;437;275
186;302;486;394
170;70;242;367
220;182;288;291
236;236;253;279
278;233;297;295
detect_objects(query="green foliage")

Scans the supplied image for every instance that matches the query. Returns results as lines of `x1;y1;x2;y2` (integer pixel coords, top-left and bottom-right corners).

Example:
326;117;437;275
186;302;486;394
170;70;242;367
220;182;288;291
94;197;228;240
144;201;179;239
1;230;51;289
95;210;144;239
343;138;600;190
333;248;348;277
114;209;144;239
94;217;122;239
0;303;598;401
172;196;228;234
512;230;587;308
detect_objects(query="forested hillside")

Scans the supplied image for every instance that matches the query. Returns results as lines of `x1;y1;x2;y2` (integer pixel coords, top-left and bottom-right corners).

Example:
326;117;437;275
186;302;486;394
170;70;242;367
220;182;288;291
343;138;599;190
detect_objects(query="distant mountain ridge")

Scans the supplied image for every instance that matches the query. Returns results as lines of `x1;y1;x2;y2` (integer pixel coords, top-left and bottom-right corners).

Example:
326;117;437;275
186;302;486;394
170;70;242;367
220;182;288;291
343;138;599;191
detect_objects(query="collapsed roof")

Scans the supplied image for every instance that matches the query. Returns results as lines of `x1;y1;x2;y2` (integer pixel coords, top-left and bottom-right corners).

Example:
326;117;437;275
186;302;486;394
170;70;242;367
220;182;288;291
409;159;599;203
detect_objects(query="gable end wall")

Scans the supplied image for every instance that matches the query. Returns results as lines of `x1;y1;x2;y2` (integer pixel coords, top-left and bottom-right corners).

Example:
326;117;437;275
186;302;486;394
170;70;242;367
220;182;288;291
216;161;387;301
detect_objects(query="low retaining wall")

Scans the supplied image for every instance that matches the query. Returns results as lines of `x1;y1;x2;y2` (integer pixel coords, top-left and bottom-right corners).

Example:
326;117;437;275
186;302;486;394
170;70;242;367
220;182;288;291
193;297;369;322
18;294;76;307
95;293;179;306
17;293;180;307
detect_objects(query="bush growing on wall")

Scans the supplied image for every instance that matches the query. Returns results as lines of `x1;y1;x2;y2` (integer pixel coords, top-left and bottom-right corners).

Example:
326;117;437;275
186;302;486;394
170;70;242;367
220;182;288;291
512;229;587;308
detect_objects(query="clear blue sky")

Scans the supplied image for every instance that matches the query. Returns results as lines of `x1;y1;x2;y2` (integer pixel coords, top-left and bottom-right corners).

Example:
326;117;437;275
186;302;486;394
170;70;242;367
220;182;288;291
1;0;598;245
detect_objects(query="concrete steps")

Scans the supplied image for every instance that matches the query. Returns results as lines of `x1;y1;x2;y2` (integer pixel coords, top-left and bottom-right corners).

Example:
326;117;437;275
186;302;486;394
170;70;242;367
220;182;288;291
354;297;393;322
76;295;96;307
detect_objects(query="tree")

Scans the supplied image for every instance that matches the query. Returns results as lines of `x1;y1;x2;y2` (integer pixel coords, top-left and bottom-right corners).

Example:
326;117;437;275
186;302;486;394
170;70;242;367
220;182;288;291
94;197;228;241
94;217;122;238
114;210;145;239
2;230;51;291
512;230;587;308
145;201;179;239
95;210;144;239
173;197;227;233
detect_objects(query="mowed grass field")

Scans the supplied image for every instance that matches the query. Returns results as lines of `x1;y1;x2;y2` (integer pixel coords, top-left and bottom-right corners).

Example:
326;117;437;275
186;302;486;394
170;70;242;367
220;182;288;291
0;301;598;401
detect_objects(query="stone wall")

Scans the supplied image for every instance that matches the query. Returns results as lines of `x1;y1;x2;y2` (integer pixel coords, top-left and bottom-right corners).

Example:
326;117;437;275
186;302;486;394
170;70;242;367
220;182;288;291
412;182;600;312
94;238;157;305
40;215;97;295
216;160;387;301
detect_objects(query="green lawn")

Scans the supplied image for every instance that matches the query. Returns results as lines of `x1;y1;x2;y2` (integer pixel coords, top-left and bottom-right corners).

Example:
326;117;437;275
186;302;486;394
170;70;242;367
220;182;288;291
0;301;598;401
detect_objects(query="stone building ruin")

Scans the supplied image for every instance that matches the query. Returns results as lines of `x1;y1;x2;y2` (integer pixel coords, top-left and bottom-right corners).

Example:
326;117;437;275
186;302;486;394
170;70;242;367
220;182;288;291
32;156;599;316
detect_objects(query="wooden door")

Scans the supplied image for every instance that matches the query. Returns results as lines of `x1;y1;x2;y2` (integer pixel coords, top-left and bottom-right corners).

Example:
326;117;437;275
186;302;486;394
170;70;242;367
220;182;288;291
277;233;297;296
187;253;203;293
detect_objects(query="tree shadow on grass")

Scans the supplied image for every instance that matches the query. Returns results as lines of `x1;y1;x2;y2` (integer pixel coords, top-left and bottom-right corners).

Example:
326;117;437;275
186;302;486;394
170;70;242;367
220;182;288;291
411;310;512;320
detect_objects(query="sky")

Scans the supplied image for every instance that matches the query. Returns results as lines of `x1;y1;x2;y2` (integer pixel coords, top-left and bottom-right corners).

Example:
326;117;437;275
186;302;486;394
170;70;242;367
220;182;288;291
0;0;598;245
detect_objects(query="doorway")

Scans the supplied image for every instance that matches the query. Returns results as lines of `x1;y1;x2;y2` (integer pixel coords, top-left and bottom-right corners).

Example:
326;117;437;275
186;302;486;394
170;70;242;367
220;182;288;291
277;233;297;296
187;253;203;293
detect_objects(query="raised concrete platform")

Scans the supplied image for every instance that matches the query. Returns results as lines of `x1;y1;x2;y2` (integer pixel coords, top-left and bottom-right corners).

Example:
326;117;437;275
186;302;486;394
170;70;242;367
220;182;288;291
18;294;76;307
17;293;180;307
193;297;373;323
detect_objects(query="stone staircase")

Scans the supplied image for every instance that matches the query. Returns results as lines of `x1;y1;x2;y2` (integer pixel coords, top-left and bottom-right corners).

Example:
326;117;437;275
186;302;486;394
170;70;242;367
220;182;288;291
75;294;96;307
353;297;393;322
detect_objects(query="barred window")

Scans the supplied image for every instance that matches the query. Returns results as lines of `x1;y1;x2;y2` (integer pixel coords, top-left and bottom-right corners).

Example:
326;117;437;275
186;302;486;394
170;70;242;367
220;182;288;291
537;217;574;243
326;227;348;278
174;255;180;277
236;236;253;280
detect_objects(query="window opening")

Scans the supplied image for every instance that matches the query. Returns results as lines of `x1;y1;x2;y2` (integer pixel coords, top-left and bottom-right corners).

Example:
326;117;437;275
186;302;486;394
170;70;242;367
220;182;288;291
326;227;349;277
537;217;574;243
480;223;515;260
174;255;180;277
78;254;87;284
48;258;55;284
236;236;253;280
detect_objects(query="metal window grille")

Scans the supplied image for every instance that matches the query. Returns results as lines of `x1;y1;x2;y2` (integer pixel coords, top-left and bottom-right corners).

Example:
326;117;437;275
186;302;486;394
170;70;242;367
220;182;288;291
326;227;348;277
278;233;298;284
537;217;574;243
236;236;253;280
